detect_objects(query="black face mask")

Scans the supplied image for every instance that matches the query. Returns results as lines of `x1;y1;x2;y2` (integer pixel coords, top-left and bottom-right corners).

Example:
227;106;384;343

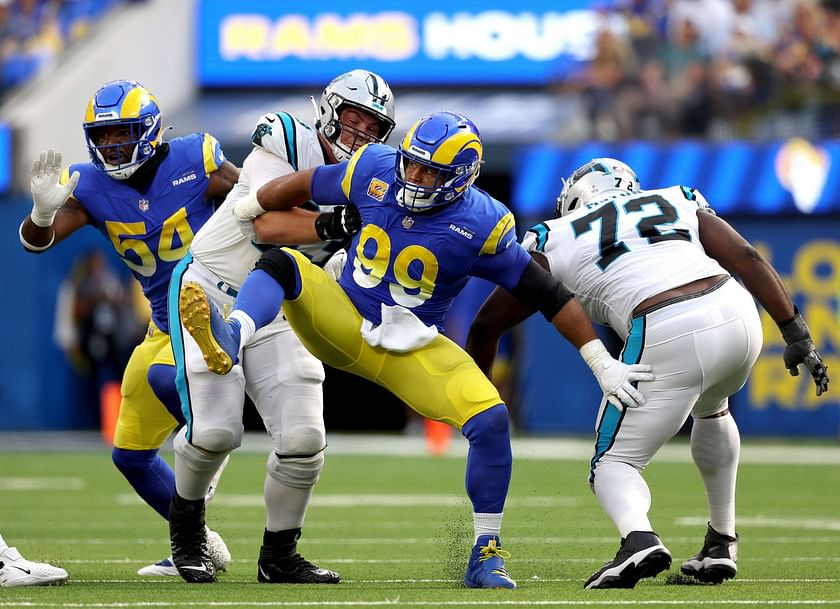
123;142;170;194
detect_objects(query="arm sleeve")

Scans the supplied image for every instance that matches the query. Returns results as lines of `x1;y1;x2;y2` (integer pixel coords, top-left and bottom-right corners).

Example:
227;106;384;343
509;258;575;320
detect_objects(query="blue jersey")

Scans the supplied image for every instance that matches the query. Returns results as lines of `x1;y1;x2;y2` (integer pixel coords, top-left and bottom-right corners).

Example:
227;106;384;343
311;144;530;330
62;133;225;332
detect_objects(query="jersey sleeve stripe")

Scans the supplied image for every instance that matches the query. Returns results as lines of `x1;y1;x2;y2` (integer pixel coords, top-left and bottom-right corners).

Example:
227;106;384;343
479;212;515;256
278;112;298;170
680;186;696;201
340;144;369;200
202;133;222;175
527;222;550;252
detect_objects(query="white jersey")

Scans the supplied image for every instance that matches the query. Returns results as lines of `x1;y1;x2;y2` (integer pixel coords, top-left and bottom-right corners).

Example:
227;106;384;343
190;111;331;290
522;185;728;340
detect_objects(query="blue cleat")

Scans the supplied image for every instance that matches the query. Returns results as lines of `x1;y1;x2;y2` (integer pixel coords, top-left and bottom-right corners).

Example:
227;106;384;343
464;534;516;589
180;282;241;375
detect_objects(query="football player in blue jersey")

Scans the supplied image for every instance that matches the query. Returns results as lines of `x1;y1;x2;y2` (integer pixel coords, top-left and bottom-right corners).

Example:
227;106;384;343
177;111;654;589
19;80;240;576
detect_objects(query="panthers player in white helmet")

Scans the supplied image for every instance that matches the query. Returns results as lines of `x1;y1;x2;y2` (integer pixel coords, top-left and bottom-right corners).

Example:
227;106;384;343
166;69;395;584
467;158;829;589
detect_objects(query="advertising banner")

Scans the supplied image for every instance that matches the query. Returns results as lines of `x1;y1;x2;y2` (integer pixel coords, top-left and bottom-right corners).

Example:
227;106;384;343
512;139;840;216
196;0;607;86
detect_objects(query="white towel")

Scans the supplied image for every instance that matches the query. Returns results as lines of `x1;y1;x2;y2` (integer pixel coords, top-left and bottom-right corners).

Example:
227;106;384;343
361;304;438;352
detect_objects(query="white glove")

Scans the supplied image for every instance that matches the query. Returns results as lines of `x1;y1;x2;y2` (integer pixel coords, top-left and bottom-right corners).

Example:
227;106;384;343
323;248;347;281
580;339;654;410
30;149;80;227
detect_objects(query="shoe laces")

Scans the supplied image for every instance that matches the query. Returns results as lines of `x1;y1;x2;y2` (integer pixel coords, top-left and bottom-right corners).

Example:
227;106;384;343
477;539;511;563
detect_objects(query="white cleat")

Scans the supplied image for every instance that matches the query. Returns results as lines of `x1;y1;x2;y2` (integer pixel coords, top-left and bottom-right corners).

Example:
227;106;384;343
0;547;68;587
137;556;179;577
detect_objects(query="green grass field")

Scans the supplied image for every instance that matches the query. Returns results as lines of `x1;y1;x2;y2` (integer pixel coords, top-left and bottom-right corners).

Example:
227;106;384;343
1;436;839;608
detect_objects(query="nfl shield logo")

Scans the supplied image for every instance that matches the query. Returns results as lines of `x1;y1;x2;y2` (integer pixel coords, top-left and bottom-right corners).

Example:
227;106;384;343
401;216;414;229
138;199;150;212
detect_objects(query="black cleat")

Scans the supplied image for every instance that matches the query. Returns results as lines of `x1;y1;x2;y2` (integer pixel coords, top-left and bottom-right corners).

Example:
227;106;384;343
585;531;672;589
257;528;340;584
681;523;738;584
169;494;216;583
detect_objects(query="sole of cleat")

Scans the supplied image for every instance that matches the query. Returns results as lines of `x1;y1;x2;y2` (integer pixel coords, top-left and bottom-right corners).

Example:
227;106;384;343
680;562;736;584
180;282;234;375
586;549;672;589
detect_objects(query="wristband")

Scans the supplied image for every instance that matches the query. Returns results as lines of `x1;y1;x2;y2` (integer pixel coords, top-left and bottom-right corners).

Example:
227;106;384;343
579;339;610;371
233;191;266;220
19;220;54;251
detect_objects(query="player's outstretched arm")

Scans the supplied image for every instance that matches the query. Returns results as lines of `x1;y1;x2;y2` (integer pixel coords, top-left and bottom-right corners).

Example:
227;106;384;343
474;257;654;409
467;285;536;379
20;149;86;252
698;210;829;395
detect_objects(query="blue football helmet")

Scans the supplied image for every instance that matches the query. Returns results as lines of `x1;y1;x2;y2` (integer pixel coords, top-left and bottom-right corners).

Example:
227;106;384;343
83;80;163;180
395;111;482;211
555;158;640;217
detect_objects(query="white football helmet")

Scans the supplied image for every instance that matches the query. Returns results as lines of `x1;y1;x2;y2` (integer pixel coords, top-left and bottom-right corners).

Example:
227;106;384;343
555;158;640;217
316;69;396;161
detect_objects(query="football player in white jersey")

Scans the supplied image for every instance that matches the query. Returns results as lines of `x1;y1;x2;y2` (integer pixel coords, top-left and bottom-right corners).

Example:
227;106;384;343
466;158;829;589
165;70;396;583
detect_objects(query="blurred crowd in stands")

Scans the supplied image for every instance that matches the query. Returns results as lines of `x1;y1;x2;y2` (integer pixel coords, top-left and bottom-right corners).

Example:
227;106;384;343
564;0;840;140
0;0;124;97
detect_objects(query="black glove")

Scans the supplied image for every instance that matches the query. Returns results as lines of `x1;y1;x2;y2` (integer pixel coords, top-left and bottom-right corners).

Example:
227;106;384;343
314;204;361;241
779;308;829;396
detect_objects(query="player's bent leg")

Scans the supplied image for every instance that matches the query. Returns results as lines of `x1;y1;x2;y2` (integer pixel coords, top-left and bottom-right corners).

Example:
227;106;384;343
461;405;516;589
260;415;337;582
112;447;174;520
147;363;186;426
180;282;241;375
0;547;68;587
171;429;236;582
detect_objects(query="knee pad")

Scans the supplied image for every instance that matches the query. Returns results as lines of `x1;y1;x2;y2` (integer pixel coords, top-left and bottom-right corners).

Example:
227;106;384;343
266;448;324;490
255;248;300;296
178;424;240;454
274;424;326;456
